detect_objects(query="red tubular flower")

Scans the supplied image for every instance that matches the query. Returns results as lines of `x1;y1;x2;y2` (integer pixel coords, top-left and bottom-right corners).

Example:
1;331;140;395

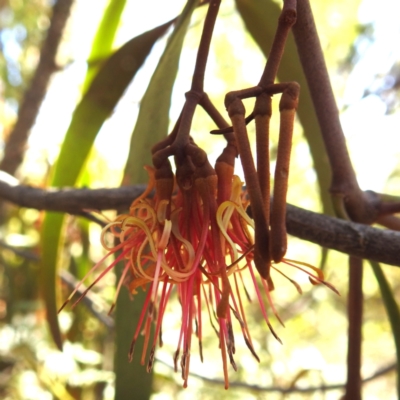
60;143;337;389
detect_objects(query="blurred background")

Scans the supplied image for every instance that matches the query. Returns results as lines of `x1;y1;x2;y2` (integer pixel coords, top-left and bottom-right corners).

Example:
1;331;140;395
0;0;399;399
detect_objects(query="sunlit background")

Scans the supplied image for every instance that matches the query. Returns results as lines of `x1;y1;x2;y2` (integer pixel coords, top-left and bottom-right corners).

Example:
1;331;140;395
0;0;399;399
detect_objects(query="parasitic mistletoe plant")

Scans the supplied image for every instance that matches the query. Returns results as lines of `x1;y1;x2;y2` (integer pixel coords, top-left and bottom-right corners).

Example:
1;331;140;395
2;0;400;398
60;0;338;388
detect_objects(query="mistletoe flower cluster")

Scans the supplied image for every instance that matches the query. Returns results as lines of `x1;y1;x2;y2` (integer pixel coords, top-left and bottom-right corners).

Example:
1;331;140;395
61;139;336;388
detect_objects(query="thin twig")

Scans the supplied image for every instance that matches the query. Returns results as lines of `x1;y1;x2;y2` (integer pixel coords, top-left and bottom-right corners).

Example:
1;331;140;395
344;256;363;400
155;357;396;393
191;0;221;92
0;0;75;176
0;240;114;328
155;0;222;159
376;215;400;231
258;0;297;86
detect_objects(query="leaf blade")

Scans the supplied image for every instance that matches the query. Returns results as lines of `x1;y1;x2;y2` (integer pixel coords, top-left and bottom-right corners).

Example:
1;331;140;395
123;0;199;185
41;21;173;348
83;0;128;92
370;261;400;398
52;20;175;187
115;1;198;397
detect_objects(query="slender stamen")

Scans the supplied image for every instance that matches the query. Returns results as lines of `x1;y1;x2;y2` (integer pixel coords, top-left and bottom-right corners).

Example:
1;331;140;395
247;262;282;344
109;260;131;315
282;259;340;295
129;288;153;362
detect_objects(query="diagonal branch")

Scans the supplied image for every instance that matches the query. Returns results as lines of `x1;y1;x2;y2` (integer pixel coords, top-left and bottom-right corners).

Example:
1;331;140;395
291;0;358;195
0;239;114;328
0;174;399;267
291;0;379;225
0;0;74;176
344;256;363;400
156;357;396;393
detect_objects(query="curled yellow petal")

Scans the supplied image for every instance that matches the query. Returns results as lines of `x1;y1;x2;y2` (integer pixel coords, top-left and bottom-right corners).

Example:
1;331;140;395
216;201;239;268
170;209;195;272
157;199;170;224
158;219;172;250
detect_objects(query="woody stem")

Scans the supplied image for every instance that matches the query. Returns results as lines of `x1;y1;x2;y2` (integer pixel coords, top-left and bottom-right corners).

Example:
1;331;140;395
191;0;222;92
258;0;297;86
227;98;271;279
270;82;299;262
344;256;363;400
291;0;370;223
173;0;222;150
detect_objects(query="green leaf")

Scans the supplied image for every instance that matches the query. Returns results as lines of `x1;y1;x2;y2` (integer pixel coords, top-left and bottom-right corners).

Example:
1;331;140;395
370;261;400;398
235;0;334;216
40;21;173;349
51;20;175;187
40;212;64;350
77;0;127;281
123;0;198;185
83;0;127;93
115;2;198;398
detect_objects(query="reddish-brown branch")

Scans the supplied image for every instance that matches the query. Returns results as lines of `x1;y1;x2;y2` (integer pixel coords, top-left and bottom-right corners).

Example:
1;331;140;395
191;0;222;92
270;83;299;262
376;214;400;231
156;0;222;161
290;0;384;227
344;256;363;400
0;177;399;266
258;0;297;86
227;100;271;278
0;0;74;176
291;0;358;195
254;92;271;221
200;94;229;128
377;201;400;215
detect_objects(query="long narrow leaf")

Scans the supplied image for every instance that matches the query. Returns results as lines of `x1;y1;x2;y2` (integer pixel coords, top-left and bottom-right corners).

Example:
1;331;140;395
89;0;127;59
370;261;400;398
115;2;198;398
41;22;173;349
52;20;174;187
123;0;198;185
78;0;127;281
83;0;127;92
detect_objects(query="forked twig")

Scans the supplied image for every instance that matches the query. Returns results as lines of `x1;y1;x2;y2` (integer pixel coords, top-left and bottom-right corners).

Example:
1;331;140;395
224;0;298;279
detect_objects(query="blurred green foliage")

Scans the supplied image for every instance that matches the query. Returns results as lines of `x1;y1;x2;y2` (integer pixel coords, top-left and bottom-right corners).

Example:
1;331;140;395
0;0;49;105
